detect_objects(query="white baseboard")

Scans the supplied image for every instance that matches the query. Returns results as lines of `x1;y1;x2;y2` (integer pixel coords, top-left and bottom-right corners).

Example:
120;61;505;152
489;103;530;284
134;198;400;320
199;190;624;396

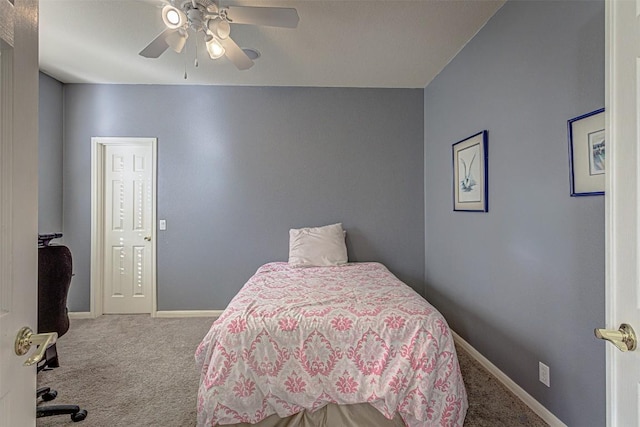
70;310;222;319
452;331;567;427
154;310;223;318
68;312;94;319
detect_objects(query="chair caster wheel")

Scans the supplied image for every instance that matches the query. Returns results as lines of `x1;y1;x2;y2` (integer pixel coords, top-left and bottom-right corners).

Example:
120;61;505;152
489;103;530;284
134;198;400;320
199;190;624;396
41;390;57;402
71;410;87;422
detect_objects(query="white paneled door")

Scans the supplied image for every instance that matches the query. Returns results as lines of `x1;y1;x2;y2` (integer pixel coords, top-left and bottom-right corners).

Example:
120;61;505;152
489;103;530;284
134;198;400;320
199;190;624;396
99;139;156;314
604;0;640;425
0;0;39;424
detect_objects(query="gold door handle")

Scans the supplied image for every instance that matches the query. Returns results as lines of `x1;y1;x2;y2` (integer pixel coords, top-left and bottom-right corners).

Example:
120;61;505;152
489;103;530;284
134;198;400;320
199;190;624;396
144;236;151;241
14;326;58;366
594;323;637;352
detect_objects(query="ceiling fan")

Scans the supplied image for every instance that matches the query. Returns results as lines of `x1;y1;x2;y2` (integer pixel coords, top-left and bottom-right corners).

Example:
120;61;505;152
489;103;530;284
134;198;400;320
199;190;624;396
139;0;299;70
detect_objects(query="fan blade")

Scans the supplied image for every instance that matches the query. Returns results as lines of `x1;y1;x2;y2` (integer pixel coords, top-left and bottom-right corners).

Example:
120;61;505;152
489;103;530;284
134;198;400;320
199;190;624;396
139;29;175;58
225;6;299;28
219;37;254;70
138;0;170;6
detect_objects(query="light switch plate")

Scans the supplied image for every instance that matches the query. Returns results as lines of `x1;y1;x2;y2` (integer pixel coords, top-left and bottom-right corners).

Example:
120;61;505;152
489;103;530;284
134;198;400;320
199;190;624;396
539;362;550;387
159;219;167;230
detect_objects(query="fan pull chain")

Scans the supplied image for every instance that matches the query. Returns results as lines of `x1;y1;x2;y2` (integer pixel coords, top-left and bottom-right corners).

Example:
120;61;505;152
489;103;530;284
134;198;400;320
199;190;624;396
184;38;188;79
194;34;199;68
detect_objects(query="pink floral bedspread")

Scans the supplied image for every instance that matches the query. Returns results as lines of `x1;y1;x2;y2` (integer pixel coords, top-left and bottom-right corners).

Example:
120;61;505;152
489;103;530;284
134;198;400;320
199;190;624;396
195;262;467;426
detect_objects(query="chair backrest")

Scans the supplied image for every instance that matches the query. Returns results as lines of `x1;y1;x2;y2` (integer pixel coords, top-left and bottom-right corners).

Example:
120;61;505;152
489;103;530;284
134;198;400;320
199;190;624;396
38;245;72;337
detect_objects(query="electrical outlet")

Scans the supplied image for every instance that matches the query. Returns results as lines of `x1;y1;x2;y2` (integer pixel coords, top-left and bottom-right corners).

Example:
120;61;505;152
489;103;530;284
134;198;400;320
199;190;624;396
539;362;550;387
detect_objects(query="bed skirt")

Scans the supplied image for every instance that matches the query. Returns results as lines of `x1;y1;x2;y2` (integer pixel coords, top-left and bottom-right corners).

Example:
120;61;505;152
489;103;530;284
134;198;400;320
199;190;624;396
216;403;406;427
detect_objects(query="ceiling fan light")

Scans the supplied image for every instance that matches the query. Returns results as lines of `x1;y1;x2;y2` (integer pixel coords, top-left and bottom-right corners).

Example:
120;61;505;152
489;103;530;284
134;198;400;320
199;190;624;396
166;30;188;53
162;5;185;29
207;18;230;40
206;38;225;59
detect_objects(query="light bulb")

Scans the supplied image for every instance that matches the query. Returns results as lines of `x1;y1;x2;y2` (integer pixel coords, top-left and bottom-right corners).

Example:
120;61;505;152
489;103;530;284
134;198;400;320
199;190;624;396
206;38;225;59
166;10;179;25
162;5;184;29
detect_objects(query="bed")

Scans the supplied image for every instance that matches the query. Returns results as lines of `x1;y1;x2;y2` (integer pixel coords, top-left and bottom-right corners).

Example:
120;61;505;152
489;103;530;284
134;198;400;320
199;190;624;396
195;260;467;426
196;223;467;426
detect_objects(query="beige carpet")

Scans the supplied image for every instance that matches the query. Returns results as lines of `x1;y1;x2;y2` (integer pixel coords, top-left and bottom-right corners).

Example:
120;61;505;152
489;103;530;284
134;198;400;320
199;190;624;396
36;315;547;427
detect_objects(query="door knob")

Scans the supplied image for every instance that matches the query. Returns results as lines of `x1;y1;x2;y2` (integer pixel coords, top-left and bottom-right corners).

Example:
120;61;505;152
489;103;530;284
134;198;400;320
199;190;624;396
14;326;58;366
594;323;637;352
144;236;152;241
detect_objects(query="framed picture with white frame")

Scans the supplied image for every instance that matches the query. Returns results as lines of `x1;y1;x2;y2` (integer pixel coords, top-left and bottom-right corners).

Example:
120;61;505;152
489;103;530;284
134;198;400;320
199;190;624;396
568;108;605;196
452;130;488;212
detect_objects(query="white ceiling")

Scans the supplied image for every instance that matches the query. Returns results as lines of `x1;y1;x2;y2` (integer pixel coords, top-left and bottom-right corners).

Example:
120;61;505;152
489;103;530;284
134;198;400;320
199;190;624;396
39;0;505;88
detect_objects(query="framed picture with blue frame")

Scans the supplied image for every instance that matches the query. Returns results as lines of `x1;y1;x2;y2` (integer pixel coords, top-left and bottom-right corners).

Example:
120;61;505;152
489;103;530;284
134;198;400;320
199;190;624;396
568;108;605;196
452;130;488;212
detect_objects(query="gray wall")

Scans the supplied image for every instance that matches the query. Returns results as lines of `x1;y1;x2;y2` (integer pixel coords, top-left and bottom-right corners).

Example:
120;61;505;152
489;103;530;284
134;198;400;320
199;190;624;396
38;73;64;233
63;85;424;311
424;1;604;426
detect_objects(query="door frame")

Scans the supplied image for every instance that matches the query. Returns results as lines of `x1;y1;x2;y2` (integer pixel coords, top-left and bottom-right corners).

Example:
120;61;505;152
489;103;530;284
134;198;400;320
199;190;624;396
90;137;158;317
604;0;638;424
603;0;614;421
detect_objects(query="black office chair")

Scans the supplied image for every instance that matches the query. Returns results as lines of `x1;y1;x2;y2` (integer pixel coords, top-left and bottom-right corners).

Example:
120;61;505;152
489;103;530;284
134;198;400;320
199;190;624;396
37;235;87;422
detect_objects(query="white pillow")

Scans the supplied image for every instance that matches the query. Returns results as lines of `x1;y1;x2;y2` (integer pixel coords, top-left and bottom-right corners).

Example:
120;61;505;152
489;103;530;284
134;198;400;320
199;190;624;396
288;223;348;267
